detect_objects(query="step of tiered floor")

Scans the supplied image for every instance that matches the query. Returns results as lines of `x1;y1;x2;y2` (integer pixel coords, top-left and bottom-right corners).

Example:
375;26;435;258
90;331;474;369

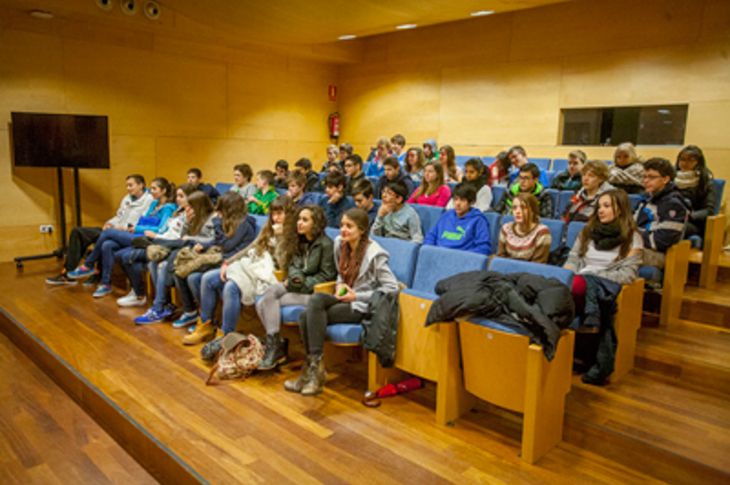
1;261;729;484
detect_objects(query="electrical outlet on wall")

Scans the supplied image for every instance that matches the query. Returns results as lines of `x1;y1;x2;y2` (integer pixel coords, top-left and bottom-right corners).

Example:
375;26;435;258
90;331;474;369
39;224;54;234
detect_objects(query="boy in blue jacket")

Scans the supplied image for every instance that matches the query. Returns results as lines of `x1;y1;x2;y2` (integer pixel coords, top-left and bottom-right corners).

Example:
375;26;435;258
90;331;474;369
424;184;491;254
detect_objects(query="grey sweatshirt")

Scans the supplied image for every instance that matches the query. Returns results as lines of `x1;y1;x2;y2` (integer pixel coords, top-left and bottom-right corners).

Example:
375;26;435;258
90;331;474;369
370;204;423;243
106;191;154;229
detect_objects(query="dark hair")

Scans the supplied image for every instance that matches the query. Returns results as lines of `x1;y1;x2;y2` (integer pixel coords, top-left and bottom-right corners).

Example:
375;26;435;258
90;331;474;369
295;158;312;171
280;205;327;269
404;147;425;174
644;157;675;180
177;183;196;197
127;174;146;186
250;196;295;264
275;159;289;171
346;154;363;167
339;143;353;156
439;145;458;181
582;160;610;181
217;191;248;238
513;193;540;227
390;134;406;147
187;168;202;179
508;145;527;157
234;163;253;181
383;156;400;169
520;163;541;180
452;183;477;204
287;170;307;188
384;180;408;201
464;157;487;191
185;191;214;235
151;177;174;201
414;161;445;197
495;151;511;171
257;170;275;185
351;179;374;198
676;145;711;195
578;189;637;260
339;208;371;287
324;171;346;188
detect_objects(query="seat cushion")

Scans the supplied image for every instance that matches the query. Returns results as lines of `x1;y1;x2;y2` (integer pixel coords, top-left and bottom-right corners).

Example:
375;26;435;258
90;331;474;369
281;305;305;324
638;266;663;282
465;317;529;336
326;323;362;344
688;235;703;250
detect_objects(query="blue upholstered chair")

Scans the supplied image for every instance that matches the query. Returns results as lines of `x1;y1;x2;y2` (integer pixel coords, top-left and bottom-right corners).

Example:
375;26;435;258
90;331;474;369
252;215;269;234
482;156;496;165
215;182;233;194
410;204;444;238
276;187;288;196
545;170;556;186
491;186;506;210
556;191;574;220
628;194;643;210
552;158;568;172
455;155;472;167
565;221;585;248
542;219;566;253
529;158;551;171
324;226;339;241
483;212;501;254
544;189;561;218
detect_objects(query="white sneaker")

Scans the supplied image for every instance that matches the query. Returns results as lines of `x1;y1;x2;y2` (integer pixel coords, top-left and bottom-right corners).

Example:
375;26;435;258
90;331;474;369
116;290;147;307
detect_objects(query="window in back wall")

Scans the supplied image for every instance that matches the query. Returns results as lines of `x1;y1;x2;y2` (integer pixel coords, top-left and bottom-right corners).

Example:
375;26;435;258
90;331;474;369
560;105;688;146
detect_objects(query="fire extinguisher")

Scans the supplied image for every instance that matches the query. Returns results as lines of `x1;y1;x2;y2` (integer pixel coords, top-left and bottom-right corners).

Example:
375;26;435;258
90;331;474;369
328;112;340;139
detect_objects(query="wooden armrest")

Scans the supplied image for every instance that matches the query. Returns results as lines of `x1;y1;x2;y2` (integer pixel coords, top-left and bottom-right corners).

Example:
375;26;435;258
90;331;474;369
314;281;336;294
274;270;286;282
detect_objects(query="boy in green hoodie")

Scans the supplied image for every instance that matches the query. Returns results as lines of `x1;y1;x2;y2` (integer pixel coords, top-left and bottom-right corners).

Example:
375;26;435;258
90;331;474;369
247;170;278;215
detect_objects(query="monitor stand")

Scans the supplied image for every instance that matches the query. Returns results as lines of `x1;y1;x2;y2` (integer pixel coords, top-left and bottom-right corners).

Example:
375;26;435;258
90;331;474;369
14;166;82;270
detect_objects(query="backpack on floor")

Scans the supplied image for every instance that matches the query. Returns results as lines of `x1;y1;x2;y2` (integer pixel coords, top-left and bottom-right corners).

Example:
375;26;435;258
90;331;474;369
206;333;264;385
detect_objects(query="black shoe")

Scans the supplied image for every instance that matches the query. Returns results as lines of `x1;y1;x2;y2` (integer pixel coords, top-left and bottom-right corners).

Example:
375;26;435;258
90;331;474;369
46;274;78;286
258;333;288;371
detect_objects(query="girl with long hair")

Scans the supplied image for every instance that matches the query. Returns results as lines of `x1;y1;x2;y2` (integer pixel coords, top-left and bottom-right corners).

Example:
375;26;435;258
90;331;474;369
448;158;492;211
488;151;511;186
497;193;552;263
254;205;337;369
407;161;451;207
285;208;398;396
438;145;462;183
404;147;425;183
675;145;716;236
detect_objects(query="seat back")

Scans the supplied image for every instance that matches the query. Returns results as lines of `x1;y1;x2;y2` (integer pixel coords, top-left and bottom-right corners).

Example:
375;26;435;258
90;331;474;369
628;194;643;210
324;227;339;240
713;179;725;215
552;158;568;172
252;215;268;235
489;257;573;286
215;182;233;194
544;189;560;218
482;156;496;165
410;204;444;237
565;221;586;248
455;155;473;167
557;191;574;219
483;212;501;254
545;170;556;186
371;236;420;287
529;158;551;171
276;187;287;196
491;186;506;209
412;245;489;293
542;219;566;252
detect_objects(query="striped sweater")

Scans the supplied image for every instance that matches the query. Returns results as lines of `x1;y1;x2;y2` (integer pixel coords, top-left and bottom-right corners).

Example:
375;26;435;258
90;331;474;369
497;222;552;263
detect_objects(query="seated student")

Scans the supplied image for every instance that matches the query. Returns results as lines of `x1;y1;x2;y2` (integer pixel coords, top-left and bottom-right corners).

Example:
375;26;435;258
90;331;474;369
488;150;511;186
286;171;318;207
230;163;258;200
47;174;154;286
134;191;216;325
255;205;336;369
635;158;689;272
364;137;392;177
338;142;353;164
273;159;290;190
351;179;378;227
494;163;554;218
294;158;321;192
438;145;463;183
404;147;425;183
285;208;398;396
67;177;173;298
172;192;257;329
551;150;586;191
675;145;716;237
407;161;451;207
391;133;407;163
497;193;551;263
187;168;220;204
609;142;645;194
374;156;415;199
422;139;438;163
371;181;423;243
116;184;195;307
247;170;278;215
424;184;491;254
506;146;549;187
319;171;355;228
563;160;614;223
185;197;294;344
344;154;366;195
448;158;492;211
321;144;342;173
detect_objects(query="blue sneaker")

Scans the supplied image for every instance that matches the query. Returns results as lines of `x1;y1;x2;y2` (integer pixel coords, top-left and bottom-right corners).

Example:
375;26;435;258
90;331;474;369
67;265;95;280
172;311;198;329
134;308;165;325
92;284;112;298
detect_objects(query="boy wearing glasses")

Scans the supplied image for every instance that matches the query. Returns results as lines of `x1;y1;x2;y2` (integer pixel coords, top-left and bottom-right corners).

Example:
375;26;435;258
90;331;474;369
495;163;553;218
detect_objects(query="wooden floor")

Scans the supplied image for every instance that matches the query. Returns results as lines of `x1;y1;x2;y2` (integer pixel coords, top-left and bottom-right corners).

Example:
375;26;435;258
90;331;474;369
1;261;729;484
0;331;154;483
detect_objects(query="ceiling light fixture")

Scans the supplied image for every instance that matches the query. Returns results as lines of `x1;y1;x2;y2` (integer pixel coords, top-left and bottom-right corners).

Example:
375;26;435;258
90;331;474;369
338;34;357;41
396;24;417;30
29;10;54;19
471;10;495;17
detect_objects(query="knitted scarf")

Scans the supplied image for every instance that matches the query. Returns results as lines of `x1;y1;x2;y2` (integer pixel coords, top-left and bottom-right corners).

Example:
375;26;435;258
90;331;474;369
590;220;623;251
674;170;700;190
339;239;369;288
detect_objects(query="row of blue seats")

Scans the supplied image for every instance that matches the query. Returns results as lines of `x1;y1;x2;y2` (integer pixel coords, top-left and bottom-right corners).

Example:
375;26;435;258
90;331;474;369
455;155;613;172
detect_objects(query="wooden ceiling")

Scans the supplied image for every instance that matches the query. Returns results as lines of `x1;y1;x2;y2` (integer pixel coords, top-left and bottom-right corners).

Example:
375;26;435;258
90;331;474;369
0;0;569;47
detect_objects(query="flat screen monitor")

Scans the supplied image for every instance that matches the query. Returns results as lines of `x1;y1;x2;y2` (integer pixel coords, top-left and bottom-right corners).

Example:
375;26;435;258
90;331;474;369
11;112;110;169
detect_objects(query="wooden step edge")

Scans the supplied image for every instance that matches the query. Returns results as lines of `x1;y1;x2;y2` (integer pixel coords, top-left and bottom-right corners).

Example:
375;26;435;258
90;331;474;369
633;351;730;399
0;307;208;485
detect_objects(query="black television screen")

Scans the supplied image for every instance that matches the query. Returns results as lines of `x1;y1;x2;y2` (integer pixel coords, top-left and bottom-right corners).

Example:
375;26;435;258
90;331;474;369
11;112;110;169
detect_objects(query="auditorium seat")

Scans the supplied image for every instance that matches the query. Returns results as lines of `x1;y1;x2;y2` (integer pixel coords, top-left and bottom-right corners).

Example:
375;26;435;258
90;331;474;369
556;190;574;219
410;204;444;237
545;170;556;186
491;186;506;209
529;158;551;171
455;155;472;167
482;156;496;165
215;182;233;194
499;215;564;253
552;158;568;172
544;189;560;218
483;212;501;254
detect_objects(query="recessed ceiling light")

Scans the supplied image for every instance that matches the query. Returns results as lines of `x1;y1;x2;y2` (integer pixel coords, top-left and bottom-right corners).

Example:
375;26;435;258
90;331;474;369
338;34;357;41
29;10;54;19
396;24;417;30
471;10;495;17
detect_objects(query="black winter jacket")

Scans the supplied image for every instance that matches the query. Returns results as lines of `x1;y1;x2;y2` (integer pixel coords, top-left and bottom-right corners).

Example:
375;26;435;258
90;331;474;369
635;182;689;253
361;290;399;368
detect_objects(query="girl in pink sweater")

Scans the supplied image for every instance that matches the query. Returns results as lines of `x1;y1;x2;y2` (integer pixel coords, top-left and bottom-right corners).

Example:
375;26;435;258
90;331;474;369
407;162;452;207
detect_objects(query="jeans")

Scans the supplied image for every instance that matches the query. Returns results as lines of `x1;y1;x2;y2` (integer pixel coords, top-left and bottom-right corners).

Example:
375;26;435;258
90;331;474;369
199;269;242;335
64;226;102;272
300;293;364;354
255;282;311;335
173;272;204;313
117;247;147;296
85;229;137;285
149;260;173;312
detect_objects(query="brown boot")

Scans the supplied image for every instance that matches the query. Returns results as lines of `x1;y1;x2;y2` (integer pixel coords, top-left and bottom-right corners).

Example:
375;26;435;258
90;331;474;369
182;320;216;345
301;354;326;396
284;355;313;393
